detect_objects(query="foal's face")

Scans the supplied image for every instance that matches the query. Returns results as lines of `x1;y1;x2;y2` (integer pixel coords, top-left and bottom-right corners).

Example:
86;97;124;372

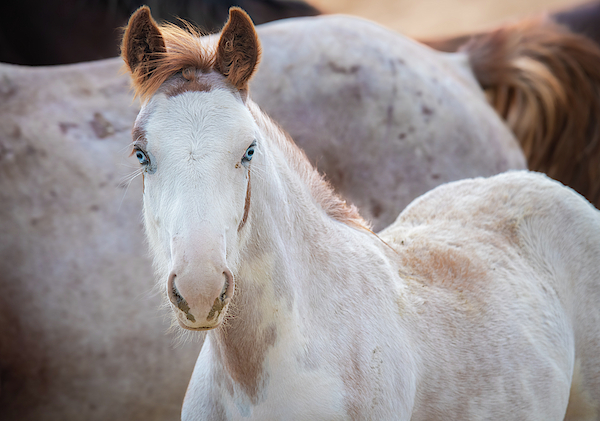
134;87;257;329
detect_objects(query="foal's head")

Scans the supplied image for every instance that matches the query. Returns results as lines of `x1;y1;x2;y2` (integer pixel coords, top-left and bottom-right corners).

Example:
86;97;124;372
122;7;260;330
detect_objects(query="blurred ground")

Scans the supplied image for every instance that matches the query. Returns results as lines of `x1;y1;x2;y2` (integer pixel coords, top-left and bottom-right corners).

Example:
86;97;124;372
309;0;587;38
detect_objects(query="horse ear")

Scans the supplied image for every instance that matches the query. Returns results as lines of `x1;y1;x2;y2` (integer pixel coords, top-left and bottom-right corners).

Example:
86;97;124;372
215;8;261;90
121;6;166;82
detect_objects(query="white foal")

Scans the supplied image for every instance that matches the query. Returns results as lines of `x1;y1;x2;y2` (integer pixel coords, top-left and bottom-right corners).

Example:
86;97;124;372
122;7;600;420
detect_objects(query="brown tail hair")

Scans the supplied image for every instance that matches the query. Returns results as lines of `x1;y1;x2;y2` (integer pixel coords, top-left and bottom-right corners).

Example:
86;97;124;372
461;18;600;207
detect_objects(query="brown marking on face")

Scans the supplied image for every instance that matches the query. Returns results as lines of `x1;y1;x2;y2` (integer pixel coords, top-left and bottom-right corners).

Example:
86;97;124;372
161;70;235;99
163;68;212;97
238;169;251;232
131;124;147;155
206;296;226;322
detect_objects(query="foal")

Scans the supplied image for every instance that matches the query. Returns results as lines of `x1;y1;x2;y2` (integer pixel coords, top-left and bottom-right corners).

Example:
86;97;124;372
122;7;600;420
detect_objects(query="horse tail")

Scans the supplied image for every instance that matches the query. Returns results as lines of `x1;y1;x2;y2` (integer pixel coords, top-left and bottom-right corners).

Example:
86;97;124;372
461;18;600;207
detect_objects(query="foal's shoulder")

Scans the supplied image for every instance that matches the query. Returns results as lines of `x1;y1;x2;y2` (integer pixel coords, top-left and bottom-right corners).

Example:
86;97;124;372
377;171;597;297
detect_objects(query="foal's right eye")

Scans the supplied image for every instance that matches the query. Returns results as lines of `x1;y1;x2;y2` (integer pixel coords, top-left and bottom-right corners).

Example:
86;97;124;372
135;149;149;166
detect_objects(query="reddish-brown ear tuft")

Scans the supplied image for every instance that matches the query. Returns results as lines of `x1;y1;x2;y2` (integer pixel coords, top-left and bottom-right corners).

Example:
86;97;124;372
214;7;261;90
121;6;166;83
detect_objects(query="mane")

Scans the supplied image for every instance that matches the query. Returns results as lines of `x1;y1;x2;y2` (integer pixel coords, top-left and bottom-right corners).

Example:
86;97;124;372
124;22;216;101
462;17;600;207
246;101;370;231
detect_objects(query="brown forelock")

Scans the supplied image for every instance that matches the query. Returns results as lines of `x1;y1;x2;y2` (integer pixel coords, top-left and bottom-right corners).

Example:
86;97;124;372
215;7;261;90
462;17;600;207
123;18;215;101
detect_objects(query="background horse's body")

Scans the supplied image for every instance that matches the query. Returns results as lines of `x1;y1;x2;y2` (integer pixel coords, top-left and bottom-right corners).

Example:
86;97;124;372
0;60;198;421
122;8;600;419
254;14;600;223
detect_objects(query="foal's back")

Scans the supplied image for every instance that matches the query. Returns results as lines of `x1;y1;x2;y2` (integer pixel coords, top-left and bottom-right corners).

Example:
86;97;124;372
381;171;600;420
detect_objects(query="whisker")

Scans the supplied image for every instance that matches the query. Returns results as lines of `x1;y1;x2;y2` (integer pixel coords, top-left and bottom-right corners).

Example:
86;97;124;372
119;167;144;186
119;141;137;155
120;162;142;171
118;168;144;212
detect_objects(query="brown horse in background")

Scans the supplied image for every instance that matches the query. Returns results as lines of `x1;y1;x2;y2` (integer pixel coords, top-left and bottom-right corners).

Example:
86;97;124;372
461;18;600;208
421;3;600;208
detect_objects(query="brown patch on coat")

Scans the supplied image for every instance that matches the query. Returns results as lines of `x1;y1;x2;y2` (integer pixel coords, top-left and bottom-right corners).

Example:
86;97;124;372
399;241;487;294
213;302;277;402
341;345;366;420
58;122;78;134
421;106;434;116
89;112;114;139
462;17;600;207
0;74;17;99
328;62;360;74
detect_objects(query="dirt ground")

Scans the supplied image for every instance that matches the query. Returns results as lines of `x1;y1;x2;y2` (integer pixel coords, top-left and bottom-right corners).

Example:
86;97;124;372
309;0;588;38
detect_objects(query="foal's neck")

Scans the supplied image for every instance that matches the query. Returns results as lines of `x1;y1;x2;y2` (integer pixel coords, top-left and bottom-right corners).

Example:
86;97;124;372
209;102;397;401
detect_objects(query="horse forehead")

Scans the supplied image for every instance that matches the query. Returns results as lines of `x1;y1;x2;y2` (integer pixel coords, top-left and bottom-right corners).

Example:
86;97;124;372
146;89;253;146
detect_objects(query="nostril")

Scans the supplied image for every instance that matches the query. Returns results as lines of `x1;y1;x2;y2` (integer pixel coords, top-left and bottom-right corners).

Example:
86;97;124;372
221;269;235;303
167;273;196;322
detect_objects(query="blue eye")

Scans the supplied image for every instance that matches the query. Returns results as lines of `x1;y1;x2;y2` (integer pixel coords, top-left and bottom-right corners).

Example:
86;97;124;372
135;149;149;166
242;142;256;163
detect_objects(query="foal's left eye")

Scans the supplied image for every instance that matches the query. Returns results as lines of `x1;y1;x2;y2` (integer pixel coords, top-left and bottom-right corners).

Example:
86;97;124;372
242;142;256;163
